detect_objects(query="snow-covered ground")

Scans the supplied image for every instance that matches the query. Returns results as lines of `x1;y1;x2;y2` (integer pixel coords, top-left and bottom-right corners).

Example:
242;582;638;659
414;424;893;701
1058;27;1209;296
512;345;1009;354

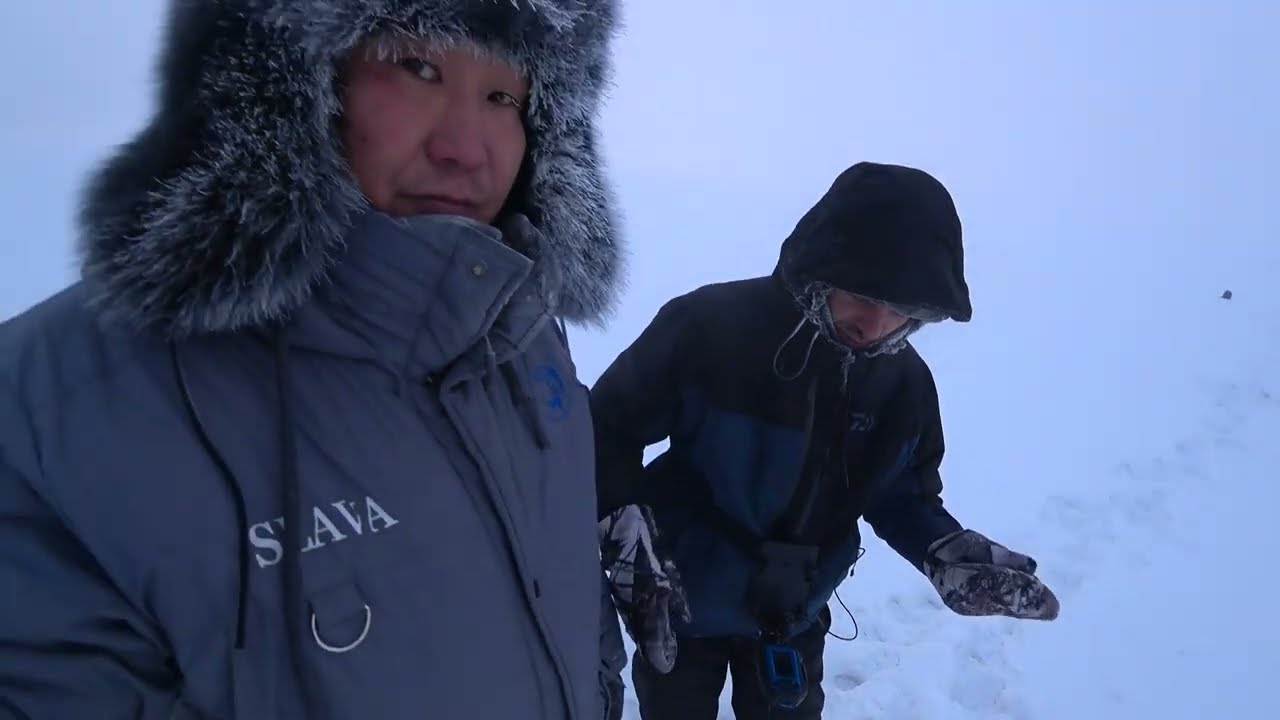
2;2;1278;719
812;294;1280;720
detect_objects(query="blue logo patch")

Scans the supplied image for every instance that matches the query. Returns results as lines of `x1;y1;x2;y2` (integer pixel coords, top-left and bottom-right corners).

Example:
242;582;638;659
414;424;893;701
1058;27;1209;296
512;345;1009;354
533;364;570;422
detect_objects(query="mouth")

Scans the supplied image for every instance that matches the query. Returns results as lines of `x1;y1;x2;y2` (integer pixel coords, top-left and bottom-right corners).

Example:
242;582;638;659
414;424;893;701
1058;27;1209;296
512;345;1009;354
836;324;868;348
401;193;480;217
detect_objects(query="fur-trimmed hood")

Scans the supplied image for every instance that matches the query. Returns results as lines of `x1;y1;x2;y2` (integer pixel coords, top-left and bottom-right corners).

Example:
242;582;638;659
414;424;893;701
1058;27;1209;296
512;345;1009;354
76;0;624;338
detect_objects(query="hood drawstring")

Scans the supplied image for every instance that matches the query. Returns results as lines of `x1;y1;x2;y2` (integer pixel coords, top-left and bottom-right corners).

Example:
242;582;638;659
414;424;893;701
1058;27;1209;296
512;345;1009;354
171;342;250;651
170;332;320;719
767;290;862;540
772;314;821;382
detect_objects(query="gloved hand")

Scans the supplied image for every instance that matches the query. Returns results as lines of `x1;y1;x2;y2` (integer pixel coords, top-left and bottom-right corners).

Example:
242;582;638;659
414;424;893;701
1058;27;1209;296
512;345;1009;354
599;504;691;674
921;529;1060;620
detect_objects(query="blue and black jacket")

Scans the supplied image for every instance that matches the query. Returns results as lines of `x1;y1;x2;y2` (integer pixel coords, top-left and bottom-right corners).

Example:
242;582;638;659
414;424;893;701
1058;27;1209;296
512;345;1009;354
591;162;975;640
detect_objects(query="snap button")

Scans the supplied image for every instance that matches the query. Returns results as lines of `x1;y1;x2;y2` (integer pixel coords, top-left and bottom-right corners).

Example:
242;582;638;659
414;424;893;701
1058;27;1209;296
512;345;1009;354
470;262;487;277
311;604;372;654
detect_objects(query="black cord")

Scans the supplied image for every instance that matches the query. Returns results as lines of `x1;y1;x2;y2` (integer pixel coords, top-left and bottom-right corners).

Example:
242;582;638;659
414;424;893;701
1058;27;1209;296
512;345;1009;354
826;546;866;642
827;589;860;642
170;341;250;649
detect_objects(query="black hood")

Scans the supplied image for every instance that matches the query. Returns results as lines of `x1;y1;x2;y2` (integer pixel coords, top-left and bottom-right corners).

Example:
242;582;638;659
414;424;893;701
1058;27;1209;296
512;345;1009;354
76;0;623;339
774;161;972;323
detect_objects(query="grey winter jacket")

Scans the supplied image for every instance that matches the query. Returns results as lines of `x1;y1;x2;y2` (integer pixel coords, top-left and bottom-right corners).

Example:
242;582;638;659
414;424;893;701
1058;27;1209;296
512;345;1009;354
0;1;627;719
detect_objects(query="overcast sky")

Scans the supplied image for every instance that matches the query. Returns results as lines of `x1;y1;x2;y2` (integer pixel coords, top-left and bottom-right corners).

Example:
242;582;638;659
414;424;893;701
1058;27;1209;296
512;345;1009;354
1;1;1275;380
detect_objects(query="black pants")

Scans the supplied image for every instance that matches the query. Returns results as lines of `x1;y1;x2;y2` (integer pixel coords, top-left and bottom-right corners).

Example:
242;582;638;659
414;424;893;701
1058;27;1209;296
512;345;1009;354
632;606;830;720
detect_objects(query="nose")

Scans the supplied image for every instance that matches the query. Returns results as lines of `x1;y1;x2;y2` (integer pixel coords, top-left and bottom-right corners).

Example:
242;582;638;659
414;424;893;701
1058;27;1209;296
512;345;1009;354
870;299;901;325
860;302;896;333
841;302;903;346
424;97;486;170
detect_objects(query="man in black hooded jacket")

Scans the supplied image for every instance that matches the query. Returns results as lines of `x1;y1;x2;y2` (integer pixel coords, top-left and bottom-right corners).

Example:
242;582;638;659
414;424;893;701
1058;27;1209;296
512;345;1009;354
593;162;1060;719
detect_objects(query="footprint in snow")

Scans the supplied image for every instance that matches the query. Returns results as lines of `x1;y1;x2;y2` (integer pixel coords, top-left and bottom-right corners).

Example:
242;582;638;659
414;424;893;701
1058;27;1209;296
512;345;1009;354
830;642;903;692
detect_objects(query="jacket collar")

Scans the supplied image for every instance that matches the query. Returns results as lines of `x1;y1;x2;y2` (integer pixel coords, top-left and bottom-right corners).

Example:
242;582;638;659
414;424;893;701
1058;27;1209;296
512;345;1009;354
287;211;547;382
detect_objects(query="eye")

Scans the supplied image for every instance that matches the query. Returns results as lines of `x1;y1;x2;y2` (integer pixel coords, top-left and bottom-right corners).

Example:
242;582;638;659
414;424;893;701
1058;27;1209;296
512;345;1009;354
398;57;440;82
489;90;524;111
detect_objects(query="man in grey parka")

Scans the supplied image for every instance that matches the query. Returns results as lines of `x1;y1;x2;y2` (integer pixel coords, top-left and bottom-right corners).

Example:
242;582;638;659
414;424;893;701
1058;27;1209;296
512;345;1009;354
0;1;630;718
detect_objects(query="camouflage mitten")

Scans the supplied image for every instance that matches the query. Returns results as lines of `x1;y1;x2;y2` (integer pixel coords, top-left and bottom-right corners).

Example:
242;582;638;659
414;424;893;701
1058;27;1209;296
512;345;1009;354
599;504;691;673
921;529;1060;620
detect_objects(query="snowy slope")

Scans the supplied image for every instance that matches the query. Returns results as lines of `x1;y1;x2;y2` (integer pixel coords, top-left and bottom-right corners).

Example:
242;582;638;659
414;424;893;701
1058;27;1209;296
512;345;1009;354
815;295;1280;720
587;173;1280;720
2;2;1278;720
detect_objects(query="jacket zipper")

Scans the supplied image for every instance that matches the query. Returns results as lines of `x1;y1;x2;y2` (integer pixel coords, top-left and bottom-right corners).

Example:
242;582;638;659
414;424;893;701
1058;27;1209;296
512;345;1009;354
426;377;581;719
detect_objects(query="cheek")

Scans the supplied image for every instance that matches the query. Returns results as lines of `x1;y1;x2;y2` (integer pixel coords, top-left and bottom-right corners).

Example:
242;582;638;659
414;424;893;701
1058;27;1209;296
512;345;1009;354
344;90;421;198
344;129;390;202
494;122;527;188
477;120;527;221
828;303;855;327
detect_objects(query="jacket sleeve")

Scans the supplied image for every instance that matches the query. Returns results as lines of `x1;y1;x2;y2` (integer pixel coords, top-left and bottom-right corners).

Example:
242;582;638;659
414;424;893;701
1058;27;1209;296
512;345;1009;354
0;400;179;717
589;295;698;519
862;366;963;571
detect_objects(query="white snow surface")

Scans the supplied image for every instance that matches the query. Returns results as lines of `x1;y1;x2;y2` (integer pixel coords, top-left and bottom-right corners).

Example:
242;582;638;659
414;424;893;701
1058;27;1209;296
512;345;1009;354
2;2;1278;719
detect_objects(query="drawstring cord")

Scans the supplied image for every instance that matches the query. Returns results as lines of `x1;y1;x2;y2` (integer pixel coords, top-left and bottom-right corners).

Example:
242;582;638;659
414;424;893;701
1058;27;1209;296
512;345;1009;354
771;315;821;381
171;342;250;650
170;332;319;718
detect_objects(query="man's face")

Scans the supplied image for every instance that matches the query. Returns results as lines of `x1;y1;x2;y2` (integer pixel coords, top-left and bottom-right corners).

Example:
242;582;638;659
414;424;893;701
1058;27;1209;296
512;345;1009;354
827;288;912;350
340;39;530;224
